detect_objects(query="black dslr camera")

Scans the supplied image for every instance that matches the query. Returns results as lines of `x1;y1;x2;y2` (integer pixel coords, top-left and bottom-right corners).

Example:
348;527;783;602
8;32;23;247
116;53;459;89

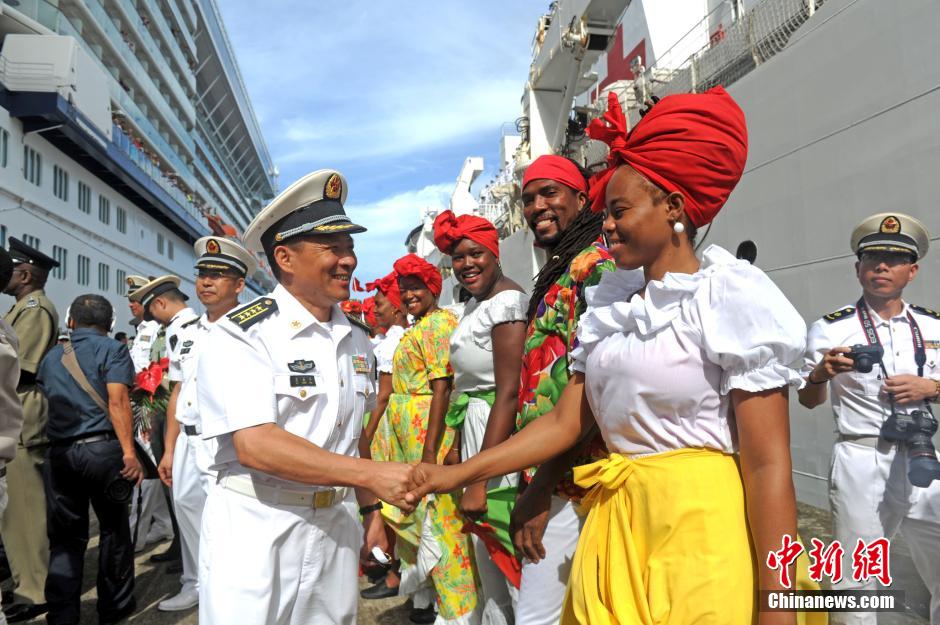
880;409;940;487
846;344;884;373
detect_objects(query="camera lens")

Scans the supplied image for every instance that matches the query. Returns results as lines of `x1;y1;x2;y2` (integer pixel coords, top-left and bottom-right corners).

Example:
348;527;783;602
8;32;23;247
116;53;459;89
105;478;133;504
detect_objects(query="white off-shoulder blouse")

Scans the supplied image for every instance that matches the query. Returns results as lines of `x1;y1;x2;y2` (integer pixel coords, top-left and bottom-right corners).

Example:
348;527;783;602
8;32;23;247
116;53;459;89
571;245;807;456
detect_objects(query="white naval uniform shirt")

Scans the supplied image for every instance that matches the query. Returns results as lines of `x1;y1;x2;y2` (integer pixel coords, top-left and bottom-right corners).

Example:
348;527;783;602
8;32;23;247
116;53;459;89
802;300;940;438
129;319;161;373
197;285;377;487
174;314;212;428
166;307;199;384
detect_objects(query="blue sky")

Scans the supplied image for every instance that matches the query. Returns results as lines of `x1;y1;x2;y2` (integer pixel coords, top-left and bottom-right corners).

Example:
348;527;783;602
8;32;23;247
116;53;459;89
218;2;546;282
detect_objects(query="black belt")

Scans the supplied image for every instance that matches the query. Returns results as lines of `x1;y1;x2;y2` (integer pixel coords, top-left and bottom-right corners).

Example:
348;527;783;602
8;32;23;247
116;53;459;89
183;425;200;436
52;432;116;447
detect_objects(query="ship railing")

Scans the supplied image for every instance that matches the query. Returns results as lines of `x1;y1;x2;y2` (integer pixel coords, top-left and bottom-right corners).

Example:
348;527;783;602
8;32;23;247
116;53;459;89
475;201;525;238
646;0;823;100
0;0;61;31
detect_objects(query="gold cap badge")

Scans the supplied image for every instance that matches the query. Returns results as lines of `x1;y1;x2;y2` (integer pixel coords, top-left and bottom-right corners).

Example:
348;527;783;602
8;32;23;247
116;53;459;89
325;174;342;200
879;216;901;234
206;238;221;254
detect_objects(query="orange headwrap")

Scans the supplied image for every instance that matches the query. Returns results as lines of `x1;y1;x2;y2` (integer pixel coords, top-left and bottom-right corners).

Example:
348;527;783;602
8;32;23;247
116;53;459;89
432;210;500;258
586;87;748;227
366;270;402;311
393;254;442;296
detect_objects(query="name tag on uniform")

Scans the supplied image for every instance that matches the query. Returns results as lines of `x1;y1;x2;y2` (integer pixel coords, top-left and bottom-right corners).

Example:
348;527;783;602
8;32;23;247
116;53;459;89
290;375;317;387
926;340;940;350
140;335;151;342
180;340;194;355
352;355;369;374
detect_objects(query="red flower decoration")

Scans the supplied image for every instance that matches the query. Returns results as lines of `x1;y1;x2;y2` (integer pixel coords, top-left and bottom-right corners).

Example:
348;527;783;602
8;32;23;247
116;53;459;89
134;358;168;396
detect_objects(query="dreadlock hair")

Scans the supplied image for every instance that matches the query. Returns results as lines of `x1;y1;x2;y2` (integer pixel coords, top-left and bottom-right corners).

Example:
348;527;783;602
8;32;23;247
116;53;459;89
526;159;605;322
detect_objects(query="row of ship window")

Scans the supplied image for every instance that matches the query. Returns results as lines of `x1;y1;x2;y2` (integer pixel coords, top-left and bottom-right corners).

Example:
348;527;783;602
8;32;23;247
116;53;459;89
0;225;129;296
1;129;174;260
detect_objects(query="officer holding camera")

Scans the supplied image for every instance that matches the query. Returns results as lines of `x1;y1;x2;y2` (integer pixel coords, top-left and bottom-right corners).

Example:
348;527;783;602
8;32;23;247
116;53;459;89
799;212;940;624
37;294;142;625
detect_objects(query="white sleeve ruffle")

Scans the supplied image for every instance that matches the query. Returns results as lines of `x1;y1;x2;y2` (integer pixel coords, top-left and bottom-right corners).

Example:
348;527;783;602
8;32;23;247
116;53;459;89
468;289;528;351
693;256;807;394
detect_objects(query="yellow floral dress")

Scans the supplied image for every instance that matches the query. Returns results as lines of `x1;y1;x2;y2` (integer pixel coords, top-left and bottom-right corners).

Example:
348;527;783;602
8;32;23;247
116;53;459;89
378;308;479;622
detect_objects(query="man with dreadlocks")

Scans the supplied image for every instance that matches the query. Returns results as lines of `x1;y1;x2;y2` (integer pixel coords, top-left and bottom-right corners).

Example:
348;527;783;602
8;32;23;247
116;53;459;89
510;155;615;625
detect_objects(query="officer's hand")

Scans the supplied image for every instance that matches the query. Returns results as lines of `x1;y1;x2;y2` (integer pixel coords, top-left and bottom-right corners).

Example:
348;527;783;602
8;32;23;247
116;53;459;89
510;484;552;562
121;453;143;486
459;482;488;520
810;347;855;382
362;510;390;561
368;462;419;514
883;374;938;404
406;462;466;505
157;452;173;487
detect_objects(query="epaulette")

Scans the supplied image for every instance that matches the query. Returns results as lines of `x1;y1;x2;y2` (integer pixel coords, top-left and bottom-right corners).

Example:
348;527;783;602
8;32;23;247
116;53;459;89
345;313;372;335
911;305;940;320
227;297;278;331
181;318;199;329
823;307;855;323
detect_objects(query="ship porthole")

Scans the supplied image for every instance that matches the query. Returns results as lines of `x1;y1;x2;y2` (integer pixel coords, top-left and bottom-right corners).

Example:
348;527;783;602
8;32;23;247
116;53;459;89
736;240;757;264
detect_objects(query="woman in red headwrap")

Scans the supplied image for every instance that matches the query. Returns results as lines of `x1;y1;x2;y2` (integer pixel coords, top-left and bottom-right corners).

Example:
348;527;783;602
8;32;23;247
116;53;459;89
369;253;479;624
434;210;528;621
407;89;822;625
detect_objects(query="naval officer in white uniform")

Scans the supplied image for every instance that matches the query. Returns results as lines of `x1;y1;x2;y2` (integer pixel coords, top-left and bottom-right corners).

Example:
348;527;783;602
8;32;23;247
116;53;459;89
126;275;161;374
196;169;417;625
154;236;257;611
800;212;940;624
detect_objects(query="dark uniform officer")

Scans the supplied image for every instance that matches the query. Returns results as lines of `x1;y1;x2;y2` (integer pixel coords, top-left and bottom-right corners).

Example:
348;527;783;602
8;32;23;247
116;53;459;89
1;238;58;622
37;294;140;625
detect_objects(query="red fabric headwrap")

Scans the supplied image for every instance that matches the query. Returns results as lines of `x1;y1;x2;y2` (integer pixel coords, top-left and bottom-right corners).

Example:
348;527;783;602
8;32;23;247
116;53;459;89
365;271;403;311
362;296;378;328
586;86;748;227
521;155;588;194
432;210;500;258
393;254;443;297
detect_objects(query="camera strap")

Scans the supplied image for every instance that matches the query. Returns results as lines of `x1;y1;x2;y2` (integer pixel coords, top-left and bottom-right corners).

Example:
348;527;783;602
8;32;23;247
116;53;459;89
856;297;931;413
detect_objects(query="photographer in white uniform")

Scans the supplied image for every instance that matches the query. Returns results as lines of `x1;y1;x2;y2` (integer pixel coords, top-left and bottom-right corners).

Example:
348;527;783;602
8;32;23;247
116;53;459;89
800;212;940;624
196;169;417;625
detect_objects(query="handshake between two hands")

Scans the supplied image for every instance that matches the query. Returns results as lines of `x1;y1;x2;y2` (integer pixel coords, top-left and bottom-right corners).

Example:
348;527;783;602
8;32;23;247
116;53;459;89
367;461;464;513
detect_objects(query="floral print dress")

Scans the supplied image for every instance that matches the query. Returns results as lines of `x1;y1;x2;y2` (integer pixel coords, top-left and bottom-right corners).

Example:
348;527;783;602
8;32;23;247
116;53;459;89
516;240;616;499
378;308;479;622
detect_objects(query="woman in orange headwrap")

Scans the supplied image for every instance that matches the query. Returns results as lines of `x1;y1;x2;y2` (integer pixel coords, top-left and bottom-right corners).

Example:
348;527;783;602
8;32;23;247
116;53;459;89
371;254;479;624
408;88;823;625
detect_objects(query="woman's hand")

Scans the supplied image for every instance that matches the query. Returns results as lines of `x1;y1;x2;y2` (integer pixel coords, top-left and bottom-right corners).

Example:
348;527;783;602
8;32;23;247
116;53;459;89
510;483;553;562
459;482;488;520
407;462;468;504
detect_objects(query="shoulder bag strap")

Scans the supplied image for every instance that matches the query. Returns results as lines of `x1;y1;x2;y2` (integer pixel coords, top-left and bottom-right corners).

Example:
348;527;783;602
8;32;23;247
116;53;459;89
60;341;108;413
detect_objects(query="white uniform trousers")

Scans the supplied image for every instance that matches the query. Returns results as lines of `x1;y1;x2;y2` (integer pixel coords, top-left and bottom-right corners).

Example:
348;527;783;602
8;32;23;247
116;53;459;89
128;436;172;547
461;397;518;625
0;473;8;625
830;440;940;625
514;495;583;625
198;480;361;625
171;429;216;592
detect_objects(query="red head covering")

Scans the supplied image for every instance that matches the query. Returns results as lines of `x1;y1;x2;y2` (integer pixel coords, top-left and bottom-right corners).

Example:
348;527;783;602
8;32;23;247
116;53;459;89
586;87;748;227
522;154;587;193
340;299;362;315
432;210;500;258
521;155;588;193
393;254;442;296
362;296;378;328
366;270;402;311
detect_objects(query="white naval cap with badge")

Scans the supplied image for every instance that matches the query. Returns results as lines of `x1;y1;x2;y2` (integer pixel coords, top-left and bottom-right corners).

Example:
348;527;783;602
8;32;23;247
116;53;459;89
128;275;188;321
125;275;150;298
851;212;929;261
194;236;258;277
242;169;367;256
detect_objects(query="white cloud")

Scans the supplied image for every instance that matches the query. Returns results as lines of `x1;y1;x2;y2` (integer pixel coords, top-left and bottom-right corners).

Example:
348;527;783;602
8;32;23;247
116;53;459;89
348;182;453;279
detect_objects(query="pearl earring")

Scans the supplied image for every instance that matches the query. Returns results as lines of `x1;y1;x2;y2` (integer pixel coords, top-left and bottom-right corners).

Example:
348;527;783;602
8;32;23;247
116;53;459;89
673;222;685;234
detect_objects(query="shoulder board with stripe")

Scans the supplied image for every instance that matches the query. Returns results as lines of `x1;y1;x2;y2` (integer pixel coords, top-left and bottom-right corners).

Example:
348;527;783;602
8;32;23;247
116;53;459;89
823;307;855;323
911;305;940;320
227;297;278;331
345;313;372;335
181;318;199;329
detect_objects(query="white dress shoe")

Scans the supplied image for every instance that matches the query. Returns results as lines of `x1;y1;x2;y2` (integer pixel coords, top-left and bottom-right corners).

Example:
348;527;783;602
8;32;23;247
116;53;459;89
157;588;199;611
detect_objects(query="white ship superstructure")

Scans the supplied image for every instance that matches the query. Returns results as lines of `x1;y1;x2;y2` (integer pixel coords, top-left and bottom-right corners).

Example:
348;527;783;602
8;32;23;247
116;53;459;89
0;0;276;328
427;0;940;514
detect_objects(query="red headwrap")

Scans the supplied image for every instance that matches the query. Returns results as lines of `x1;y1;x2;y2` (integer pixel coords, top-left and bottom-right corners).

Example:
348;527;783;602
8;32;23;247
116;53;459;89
432;210;500;258
366;271;402;311
586;87;748;227
362;296;378;329
392;254;443;296
340;299;362;315
521;155;588;193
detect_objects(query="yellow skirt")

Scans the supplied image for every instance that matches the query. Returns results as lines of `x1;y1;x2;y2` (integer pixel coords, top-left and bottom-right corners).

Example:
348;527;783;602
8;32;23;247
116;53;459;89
562;449;826;625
